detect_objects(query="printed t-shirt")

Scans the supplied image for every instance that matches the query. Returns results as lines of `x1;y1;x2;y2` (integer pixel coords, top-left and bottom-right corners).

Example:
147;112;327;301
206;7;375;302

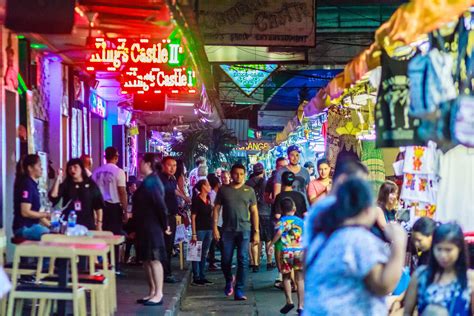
92;163;126;204
276;215;304;252
215;184;257;232
375;48;422;148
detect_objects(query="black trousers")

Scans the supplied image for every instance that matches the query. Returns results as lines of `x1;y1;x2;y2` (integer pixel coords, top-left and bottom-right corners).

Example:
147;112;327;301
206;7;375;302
163;214;177;276
103;202;124;271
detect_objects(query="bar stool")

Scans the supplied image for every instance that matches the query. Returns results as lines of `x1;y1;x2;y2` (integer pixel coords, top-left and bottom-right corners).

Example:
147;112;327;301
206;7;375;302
40;234;112;316
7;242;87;316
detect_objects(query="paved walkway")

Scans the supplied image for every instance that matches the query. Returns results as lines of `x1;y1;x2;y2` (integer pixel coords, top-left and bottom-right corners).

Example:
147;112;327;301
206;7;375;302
179;262;301;316
116;259;190;316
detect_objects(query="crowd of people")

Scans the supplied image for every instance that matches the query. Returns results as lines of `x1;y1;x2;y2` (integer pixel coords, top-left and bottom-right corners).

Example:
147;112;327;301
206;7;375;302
9;144;474;315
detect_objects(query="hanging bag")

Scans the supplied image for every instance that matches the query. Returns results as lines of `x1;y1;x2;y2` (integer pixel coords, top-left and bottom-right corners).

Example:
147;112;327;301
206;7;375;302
408;30;457;119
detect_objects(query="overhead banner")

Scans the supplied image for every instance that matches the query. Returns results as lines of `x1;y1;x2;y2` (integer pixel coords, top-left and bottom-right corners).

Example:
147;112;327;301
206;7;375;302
220;64;277;96
198;0;315;47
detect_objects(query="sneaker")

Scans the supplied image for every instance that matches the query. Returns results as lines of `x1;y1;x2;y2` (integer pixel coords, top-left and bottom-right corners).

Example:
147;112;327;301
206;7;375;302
266;262;276;271
191;279;205;286
224;281;234;296
234;289;247;301
164;275;177;283
252;266;259;273
201;278;214;285
224;275;235;296
297;308;304;315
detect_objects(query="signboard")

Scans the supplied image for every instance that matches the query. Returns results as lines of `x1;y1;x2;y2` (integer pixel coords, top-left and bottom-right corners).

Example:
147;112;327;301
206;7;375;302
236;141;271;152
220;64;277;96
86;38;196;95
198;0;315;47
89;91;106;118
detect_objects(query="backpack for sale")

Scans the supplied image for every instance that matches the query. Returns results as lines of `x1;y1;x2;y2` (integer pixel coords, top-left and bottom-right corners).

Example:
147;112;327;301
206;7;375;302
408;43;457;118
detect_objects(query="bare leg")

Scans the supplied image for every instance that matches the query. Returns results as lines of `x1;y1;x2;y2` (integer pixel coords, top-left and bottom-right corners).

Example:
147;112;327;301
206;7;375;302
282;273;293;304
143;261;156;299
265;241;273;264
148;260;164;302
295;271;304;310
250;241;260;267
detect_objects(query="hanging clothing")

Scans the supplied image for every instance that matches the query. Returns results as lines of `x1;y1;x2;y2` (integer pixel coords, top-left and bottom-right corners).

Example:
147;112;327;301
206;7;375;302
375;48;423;148
435;145;474;231
361;141;385;194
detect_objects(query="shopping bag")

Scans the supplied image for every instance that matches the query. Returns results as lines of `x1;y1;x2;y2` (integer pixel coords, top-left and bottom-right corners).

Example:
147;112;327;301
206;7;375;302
186;241;202;262
174;224;187;245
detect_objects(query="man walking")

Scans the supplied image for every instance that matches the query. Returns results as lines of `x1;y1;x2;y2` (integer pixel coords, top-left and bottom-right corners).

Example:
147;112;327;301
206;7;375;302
159;156;180;283
274;145;311;197
246;162;274;272
92;147;128;274
213;164;260;300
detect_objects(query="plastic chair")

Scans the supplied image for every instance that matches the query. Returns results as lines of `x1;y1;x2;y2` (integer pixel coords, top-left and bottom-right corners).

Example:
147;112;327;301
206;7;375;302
7;242;87;316
40;234;112;316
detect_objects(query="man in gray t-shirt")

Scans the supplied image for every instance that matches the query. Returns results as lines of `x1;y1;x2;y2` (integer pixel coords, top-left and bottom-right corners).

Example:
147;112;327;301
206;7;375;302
274;145;311;196
214;164;259;300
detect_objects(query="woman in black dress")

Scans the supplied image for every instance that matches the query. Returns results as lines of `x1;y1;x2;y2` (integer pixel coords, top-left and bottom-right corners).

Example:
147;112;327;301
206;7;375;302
49;158;104;230
133;153;170;306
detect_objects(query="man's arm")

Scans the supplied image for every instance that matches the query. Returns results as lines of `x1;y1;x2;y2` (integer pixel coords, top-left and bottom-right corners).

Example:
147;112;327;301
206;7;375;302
250;204;260;244
118;186;128;212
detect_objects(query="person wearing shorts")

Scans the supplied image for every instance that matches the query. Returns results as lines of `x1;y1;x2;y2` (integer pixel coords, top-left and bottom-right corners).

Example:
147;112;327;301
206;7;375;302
272;198;305;315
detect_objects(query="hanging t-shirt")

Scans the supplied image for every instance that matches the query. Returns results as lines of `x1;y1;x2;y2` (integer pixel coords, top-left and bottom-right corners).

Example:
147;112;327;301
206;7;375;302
400;173;438;205
375;48;423;148
402;143;439;175
435;145;474;231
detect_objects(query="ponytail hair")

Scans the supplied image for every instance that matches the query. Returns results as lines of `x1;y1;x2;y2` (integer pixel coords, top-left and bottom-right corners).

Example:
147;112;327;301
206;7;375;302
313;176;373;236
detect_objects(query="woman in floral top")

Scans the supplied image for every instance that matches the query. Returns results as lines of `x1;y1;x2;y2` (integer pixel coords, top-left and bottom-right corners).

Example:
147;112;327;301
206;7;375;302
304;177;407;316
403;223;474;316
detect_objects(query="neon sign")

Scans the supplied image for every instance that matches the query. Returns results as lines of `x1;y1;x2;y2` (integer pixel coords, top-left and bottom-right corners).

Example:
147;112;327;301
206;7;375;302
86;38;196;94
220;64;277;96
89;91;106;118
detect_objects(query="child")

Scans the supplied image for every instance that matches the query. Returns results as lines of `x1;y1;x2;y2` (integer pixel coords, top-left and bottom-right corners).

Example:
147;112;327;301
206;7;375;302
403;223;474;315
272;197;304;315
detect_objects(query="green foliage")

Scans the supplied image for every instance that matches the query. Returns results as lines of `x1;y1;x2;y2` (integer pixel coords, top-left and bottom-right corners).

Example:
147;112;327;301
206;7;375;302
171;127;238;171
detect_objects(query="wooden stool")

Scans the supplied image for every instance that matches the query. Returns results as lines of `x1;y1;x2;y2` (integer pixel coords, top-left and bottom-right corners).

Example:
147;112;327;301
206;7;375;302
7;242;87;316
41;234;112;316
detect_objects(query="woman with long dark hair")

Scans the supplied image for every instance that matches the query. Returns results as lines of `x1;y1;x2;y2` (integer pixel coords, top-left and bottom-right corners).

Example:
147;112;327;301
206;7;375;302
410;217;438;272
403;223;473;315
305;177;407;315
377;180;399;222
13;154;50;240
133;153;170;306
49;158;104;230
190;179;214;285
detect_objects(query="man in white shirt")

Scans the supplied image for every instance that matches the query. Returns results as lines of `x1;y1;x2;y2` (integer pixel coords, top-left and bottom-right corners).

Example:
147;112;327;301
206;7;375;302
92;147;128;273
